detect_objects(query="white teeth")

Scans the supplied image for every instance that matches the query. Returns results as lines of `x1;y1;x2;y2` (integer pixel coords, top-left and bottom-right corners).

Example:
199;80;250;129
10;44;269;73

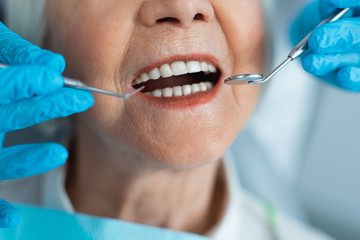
208;64;216;73
173;86;183;97
134;60;218;98
133;61;217;85
171;61;188;76
144;81;214;98
182;85;192;96
135;77;142;85
141;73;150;82
149;68;161;80
160;64;173;78
162;87;173;97
201;62;209;72
191;83;200;94
199;82;207;92
186;61;202;73
205;82;213;89
153;89;162;97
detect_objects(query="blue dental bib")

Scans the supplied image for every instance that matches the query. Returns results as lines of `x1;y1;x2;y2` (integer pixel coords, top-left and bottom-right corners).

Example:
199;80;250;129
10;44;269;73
0;205;210;240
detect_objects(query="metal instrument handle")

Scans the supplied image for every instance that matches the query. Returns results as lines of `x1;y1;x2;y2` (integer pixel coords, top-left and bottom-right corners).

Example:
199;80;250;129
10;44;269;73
0;63;143;99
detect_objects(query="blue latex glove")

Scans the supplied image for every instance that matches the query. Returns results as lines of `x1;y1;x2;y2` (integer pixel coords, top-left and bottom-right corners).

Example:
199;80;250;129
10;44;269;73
0;22;94;228
291;0;360;91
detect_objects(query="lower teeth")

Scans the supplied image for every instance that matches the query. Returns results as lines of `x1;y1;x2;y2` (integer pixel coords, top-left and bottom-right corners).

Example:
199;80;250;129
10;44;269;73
144;82;214;97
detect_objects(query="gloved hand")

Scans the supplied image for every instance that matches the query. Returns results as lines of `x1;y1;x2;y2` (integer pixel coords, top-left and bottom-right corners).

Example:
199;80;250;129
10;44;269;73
291;0;360;91
0;22;94;228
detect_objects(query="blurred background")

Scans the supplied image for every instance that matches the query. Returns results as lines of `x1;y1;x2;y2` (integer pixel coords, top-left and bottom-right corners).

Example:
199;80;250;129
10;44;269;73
229;0;360;239
2;0;360;239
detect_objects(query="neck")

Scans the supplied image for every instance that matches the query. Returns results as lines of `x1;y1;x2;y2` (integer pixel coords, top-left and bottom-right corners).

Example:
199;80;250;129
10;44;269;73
66;121;226;234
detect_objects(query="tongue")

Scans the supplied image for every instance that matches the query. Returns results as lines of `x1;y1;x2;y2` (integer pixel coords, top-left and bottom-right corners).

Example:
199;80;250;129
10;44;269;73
141;73;200;92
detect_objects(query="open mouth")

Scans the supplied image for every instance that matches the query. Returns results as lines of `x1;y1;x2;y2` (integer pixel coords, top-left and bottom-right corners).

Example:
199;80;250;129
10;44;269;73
132;61;221;98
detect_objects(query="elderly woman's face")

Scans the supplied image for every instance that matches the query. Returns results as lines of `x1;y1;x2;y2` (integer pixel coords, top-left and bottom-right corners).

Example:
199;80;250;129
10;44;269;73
46;0;264;168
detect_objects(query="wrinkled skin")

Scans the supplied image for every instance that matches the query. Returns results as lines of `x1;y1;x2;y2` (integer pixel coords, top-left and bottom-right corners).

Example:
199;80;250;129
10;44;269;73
44;0;265;234
46;0;264;168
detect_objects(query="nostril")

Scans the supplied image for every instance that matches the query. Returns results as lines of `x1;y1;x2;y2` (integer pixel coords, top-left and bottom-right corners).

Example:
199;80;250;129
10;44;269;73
156;13;204;25
156;17;180;24
193;13;203;21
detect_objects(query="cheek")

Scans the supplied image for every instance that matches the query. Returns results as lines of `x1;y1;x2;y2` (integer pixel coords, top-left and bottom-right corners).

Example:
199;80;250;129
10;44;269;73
232;85;261;122
48;1;140;137
50;1;137;92
214;0;265;75
213;0;264;129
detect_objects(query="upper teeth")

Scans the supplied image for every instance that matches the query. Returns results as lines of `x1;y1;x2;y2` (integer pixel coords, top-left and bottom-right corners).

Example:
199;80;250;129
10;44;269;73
133;61;217;85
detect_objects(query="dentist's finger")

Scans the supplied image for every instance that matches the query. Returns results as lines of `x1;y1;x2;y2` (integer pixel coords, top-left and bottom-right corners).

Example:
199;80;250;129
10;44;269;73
0;22;65;73
336;66;360;91
308;19;360;54
0;200;21;228
323;0;360;8
320;0;359;18
0;88;94;133
303;52;360;75
0;65;64;104
0;143;67;180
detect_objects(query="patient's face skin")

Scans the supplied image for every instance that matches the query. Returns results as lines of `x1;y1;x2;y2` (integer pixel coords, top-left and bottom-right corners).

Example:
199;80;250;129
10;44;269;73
46;0;264;168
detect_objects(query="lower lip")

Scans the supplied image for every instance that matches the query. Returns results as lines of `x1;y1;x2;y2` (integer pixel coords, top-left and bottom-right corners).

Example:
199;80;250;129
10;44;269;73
135;75;224;110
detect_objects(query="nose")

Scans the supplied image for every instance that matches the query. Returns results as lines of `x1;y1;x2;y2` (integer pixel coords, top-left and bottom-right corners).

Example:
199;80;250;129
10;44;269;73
138;0;215;28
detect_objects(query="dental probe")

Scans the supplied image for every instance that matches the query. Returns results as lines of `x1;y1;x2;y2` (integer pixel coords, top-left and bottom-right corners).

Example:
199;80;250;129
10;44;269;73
0;63;144;99
225;8;351;85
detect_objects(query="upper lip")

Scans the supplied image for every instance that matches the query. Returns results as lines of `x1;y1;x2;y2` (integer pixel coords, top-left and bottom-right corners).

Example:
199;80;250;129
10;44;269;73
128;53;224;88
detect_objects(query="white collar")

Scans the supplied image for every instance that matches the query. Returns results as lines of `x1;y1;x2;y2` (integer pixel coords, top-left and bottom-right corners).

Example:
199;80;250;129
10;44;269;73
42;164;74;212
207;151;244;240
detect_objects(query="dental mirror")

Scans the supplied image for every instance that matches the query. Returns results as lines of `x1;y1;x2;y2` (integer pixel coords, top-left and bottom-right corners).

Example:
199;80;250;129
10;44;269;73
224;8;351;86
224;74;264;85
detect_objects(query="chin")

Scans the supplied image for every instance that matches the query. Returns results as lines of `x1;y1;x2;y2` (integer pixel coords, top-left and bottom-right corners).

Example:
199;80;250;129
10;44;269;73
134;126;239;170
